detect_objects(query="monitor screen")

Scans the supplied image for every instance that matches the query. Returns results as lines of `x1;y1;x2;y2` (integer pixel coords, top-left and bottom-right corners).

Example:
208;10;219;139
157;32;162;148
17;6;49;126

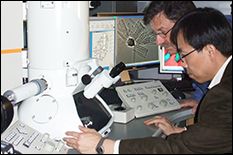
115;15;160;68
159;47;184;74
89;16;117;70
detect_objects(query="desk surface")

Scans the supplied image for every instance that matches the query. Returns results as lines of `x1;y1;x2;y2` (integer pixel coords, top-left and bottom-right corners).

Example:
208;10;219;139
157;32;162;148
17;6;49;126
108;107;194;140
68;92;195;154
108;91;194;140
68;107;194;154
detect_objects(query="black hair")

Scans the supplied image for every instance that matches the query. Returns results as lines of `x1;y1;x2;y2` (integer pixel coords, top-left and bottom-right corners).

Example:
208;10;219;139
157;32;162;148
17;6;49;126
143;1;196;25
170;7;232;58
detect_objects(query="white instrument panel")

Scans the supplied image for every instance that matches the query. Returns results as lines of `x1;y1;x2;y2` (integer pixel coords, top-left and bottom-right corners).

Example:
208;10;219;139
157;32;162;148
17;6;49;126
1;120;69;154
116;80;181;118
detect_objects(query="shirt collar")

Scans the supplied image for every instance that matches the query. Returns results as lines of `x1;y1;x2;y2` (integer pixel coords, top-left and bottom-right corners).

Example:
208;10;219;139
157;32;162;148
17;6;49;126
208;55;232;89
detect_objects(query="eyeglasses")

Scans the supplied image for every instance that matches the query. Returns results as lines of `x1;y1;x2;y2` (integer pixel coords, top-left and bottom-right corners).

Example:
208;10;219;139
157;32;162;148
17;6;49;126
178;49;197;62
156;27;173;38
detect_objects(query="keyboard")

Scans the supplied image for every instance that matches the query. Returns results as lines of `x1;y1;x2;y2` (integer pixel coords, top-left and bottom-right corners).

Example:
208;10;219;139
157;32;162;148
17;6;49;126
99;87;123;106
161;79;195;91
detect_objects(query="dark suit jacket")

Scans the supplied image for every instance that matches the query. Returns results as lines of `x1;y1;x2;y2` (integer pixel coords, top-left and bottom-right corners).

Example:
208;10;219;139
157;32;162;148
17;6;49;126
119;60;232;154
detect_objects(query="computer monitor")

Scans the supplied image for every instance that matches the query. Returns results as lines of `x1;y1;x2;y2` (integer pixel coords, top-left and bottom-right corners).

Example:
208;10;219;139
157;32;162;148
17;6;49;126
89;16;117;70
89;15;160;82
115;15;160;68
112;15;160;82
159;47;184;74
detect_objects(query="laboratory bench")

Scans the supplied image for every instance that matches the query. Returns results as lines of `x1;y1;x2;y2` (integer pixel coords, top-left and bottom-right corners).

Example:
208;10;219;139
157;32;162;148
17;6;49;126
68;91;195;154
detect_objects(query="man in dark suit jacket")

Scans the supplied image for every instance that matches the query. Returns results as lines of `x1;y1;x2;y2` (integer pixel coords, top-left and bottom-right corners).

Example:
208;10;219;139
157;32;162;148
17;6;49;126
63;7;232;154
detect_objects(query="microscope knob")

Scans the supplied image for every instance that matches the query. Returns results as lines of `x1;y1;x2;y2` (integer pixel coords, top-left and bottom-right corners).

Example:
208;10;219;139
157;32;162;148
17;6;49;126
82;66;104;85
81;74;92;85
109;62;126;78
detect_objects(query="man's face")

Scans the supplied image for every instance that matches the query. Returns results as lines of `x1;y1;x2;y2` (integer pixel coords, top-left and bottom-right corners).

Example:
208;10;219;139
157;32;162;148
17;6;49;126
150;12;176;55
177;32;212;84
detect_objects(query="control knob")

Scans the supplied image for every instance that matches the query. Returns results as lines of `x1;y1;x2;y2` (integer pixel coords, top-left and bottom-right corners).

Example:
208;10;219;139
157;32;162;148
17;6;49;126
141;95;148;101
159;99;168;107
151;89;157;95
148;102;155;109
131;97;136;103
136;105;142;111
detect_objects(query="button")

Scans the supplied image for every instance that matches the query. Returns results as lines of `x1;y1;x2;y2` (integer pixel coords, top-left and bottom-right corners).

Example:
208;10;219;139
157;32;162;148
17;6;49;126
131;98;136;103
13;136;24;146
43;141;55;153
5;132;17;142
137;105;142;111
41;133;50;143
151;89;157;95
159;99;168;107
141;95;148;101
35;145;42;151
55;141;65;152
162;91;168;97
148;102;154;109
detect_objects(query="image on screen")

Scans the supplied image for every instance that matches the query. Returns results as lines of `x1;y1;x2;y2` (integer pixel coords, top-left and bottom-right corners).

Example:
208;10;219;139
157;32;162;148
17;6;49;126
115;15;160;68
160;47;184;74
89;17;117;70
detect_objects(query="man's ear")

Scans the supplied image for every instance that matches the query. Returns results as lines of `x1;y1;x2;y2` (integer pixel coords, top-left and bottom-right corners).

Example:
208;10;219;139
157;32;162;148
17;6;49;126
206;44;217;60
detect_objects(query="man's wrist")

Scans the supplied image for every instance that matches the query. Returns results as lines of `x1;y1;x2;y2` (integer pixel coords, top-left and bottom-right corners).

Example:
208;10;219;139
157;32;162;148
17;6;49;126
96;137;106;154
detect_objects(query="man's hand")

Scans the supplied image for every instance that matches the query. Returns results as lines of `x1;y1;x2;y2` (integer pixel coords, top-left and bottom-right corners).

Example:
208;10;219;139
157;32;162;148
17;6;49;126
179;98;199;114
144;116;186;136
63;125;115;154
63;125;101;154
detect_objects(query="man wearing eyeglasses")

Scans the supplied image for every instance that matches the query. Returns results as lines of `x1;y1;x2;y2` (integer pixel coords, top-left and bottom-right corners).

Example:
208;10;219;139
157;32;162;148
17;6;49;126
63;7;232;154
143;1;210;116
